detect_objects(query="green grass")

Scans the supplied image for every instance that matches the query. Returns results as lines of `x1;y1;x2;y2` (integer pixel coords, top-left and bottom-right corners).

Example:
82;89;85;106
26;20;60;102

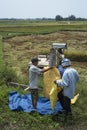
0;19;87;26
0;20;87;38
0;36;4;69
0;75;87;130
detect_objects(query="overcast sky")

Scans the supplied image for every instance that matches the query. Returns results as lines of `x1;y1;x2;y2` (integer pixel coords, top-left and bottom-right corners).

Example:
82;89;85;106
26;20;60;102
1;0;87;19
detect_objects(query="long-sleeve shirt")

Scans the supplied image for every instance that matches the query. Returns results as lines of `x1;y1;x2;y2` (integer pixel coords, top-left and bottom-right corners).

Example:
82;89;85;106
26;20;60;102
56;67;79;99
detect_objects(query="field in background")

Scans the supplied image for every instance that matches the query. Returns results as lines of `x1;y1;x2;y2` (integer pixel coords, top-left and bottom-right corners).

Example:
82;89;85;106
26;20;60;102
0;20;87;130
3;31;87;79
0;20;87;38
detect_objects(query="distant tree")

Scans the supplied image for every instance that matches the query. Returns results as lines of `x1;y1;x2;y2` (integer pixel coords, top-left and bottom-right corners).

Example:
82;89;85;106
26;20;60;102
68;15;76;21
76;17;87;21
55;15;63;21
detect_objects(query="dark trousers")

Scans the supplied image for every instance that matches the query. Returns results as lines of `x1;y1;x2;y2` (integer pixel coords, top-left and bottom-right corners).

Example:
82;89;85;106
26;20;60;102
58;90;71;115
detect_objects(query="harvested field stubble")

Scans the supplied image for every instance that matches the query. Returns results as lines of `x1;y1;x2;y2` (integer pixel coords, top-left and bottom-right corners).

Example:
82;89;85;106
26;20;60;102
3;31;87;77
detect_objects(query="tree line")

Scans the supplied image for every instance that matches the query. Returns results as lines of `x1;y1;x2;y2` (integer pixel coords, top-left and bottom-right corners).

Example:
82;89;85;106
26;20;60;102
55;15;87;21
0;15;87;21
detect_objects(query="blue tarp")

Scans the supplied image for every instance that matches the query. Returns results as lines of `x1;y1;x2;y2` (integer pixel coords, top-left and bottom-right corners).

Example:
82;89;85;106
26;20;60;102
9;91;62;115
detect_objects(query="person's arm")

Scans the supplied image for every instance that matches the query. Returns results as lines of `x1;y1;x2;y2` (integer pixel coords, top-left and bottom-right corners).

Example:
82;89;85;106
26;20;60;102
54;71;69;88
31;66;52;74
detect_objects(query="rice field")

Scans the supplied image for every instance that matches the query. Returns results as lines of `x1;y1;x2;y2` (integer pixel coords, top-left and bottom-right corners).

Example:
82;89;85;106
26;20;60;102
0;20;87;130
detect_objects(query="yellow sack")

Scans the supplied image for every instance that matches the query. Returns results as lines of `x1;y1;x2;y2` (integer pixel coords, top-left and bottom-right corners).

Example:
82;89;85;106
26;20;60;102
50;87;79;110
49;85;62;110
43;67;61;99
71;93;79;104
44;67;62;110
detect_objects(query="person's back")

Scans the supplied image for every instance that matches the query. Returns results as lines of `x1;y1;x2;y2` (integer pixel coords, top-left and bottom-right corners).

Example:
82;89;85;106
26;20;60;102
62;67;79;99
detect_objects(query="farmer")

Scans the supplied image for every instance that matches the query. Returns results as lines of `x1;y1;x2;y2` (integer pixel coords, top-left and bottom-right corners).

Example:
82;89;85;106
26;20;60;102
54;58;79;116
29;57;52;109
